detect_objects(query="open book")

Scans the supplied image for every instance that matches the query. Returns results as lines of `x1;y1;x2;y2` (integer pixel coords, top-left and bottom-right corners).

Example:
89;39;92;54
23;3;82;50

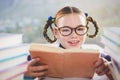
29;43;99;79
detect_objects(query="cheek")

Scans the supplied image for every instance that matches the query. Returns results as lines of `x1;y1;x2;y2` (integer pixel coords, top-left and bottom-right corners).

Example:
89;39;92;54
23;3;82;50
58;35;67;41
57;35;69;45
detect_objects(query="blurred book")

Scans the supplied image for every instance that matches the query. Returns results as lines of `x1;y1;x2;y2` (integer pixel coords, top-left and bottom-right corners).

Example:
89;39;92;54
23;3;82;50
104;46;120;64
102;27;120;62
103;27;120;45
0;44;29;62
101;35;120;54
9;73;24;80
29;43;99;78
0;61;29;80
102;27;120;80
0;33;23;49
0;44;29;71
0;33;30;79
0;53;28;72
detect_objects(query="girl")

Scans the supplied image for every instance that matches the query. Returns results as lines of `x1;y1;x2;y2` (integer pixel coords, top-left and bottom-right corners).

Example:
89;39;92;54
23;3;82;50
24;6;113;80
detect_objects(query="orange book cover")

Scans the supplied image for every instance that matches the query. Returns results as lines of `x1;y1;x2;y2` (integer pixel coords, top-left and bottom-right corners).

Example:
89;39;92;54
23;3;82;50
29;43;99;79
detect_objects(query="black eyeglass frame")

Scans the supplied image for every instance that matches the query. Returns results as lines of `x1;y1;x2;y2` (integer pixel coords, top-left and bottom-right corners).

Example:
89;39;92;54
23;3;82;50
56;25;88;36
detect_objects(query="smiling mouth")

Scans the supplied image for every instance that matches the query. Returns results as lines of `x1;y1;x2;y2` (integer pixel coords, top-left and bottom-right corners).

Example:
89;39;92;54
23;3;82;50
68;41;80;46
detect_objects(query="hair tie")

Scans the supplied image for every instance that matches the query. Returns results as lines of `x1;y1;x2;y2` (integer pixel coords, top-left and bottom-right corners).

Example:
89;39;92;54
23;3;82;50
48;16;55;23
85;13;88;17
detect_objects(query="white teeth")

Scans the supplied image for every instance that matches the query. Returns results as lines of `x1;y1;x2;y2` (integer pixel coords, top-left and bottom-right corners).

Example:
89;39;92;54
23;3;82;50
69;41;79;44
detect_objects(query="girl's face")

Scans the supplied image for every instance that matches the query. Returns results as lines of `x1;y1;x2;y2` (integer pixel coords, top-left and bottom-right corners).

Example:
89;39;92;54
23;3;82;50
54;13;87;49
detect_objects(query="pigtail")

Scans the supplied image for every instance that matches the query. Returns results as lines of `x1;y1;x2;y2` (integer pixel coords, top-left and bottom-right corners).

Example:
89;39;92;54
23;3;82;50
43;16;57;43
86;15;99;38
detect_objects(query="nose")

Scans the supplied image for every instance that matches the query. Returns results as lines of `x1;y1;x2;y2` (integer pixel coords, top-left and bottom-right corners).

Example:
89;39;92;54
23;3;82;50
70;30;78;38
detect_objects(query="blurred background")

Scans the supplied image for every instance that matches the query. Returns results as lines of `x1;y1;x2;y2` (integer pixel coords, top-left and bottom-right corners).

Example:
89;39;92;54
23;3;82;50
1;1;120;79
0;0;120;45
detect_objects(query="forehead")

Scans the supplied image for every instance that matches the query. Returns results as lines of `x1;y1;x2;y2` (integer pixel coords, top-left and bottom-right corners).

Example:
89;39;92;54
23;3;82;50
57;13;86;28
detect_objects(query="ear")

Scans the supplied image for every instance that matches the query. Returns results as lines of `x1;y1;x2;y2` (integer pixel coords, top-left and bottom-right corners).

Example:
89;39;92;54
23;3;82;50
52;28;59;38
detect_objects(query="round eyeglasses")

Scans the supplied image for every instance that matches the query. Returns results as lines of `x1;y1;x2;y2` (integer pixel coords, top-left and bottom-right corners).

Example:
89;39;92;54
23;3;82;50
56;25;88;36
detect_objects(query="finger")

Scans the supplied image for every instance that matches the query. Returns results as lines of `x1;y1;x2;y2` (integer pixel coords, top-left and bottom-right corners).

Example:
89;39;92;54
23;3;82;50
28;65;48;72
94;58;105;68
28;71;47;77
38;77;42;80
38;75;46;80
29;58;40;66
95;61;109;75
98;67;109;76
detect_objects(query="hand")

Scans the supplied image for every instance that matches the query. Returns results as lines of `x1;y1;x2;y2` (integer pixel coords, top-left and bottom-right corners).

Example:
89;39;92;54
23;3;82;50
94;58;114;80
25;58;48;79
94;58;109;76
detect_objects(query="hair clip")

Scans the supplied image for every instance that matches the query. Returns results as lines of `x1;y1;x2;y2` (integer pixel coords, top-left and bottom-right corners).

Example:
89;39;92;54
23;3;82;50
48;16;55;23
85;13;88;17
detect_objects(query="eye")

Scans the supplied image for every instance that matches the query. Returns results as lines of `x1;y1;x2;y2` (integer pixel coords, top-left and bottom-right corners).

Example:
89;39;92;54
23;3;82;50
77;27;85;31
61;28;70;32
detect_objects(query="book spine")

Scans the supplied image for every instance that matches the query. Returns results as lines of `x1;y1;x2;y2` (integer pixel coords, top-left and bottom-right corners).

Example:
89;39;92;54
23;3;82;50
103;28;120;44
0;34;23;49
101;35;120;53
0;61;29;80
0;53;28;72
8;73;24;80
0;44;29;61
0;52;28;62
104;46;120;63
102;27;120;80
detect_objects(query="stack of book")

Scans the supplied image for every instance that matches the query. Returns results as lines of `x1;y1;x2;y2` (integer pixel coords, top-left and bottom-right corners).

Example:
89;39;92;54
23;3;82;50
0;33;23;49
0;33;29;80
101;27;120;80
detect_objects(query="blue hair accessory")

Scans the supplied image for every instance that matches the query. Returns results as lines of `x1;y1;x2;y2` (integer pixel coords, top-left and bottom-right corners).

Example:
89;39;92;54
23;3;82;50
48;16;53;21
85;13;88;17
48;16;55;23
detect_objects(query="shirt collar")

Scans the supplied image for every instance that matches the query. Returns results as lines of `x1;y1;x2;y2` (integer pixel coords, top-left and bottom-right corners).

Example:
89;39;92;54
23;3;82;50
59;44;65;49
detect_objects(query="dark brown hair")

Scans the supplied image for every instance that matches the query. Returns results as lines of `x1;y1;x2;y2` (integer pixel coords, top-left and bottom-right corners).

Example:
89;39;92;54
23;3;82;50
43;6;99;43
